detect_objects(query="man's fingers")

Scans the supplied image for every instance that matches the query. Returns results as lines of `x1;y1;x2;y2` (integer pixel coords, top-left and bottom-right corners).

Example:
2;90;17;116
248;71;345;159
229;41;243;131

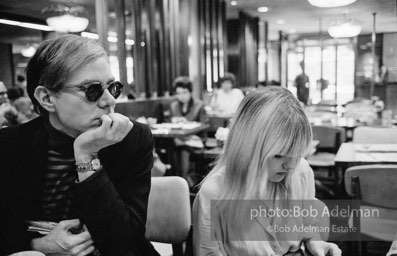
58;219;81;229
100;114;113;128
107;114;133;138
71;238;94;255
74;228;93;241
78;245;96;256
329;246;342;256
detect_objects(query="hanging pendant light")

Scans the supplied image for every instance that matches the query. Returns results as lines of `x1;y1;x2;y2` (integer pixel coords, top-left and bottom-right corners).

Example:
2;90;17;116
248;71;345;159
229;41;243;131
328;19;361;38
308;0;356;8
43;5;89;33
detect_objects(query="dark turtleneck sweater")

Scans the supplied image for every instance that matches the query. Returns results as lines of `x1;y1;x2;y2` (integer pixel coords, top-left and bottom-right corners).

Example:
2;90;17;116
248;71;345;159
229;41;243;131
41;120;77;222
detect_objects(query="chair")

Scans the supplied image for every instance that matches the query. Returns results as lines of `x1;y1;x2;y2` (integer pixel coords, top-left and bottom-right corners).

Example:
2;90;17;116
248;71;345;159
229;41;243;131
353;126;397;144
306;125;345;197
344;165;397;256
145;176;191;256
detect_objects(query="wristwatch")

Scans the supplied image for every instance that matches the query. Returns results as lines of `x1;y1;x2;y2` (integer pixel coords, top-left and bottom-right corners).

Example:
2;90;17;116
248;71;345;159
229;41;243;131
76;157;102;173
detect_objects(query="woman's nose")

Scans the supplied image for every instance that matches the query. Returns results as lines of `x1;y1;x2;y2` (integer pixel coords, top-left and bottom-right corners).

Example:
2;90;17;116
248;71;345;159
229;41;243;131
282;158;298;171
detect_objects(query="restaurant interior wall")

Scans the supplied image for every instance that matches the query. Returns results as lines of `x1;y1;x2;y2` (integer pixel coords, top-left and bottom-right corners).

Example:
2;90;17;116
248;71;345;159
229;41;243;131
0;43;14;88
129;0;191;98
198;0;227;93
355;33;384;97
226;11;259;88
129;0;227;98
354;32;397;113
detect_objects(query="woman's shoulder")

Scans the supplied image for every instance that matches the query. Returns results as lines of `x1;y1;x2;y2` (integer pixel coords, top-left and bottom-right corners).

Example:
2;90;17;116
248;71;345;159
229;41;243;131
291;158;315;199
296;158;312;175
197;172;224;201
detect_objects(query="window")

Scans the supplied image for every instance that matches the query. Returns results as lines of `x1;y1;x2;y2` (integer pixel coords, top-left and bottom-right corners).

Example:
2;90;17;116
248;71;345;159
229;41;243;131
288;38;354;105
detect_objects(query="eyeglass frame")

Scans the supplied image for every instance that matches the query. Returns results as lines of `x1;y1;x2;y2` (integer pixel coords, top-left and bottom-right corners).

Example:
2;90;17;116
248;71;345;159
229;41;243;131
62;80;124;102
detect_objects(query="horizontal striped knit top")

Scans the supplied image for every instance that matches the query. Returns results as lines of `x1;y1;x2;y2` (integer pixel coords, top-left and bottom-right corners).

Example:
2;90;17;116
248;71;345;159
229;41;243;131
41;120;78;222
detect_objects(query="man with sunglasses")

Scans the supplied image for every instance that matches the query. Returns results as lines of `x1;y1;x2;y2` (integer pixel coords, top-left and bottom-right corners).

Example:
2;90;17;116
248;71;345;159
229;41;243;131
0;35;159;256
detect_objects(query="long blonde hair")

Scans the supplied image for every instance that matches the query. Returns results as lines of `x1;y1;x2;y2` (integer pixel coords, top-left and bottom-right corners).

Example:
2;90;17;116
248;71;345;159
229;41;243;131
203;86;312;201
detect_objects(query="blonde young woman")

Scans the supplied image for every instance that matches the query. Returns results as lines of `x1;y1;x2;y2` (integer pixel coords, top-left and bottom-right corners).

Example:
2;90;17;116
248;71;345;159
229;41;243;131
193;87;341;256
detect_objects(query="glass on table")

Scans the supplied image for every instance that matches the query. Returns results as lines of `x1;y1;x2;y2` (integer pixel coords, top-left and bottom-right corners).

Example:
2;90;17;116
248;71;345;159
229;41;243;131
382;110;392;127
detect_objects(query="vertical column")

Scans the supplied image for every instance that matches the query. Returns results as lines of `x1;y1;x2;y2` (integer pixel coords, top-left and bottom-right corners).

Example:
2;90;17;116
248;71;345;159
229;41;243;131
370;12;377;98
162;0;172;93
278;31;283;84
131;0;145;96
189;0;203;99
264;21;269;84
95;0;109;52
115;0;128;87
335;44;338;102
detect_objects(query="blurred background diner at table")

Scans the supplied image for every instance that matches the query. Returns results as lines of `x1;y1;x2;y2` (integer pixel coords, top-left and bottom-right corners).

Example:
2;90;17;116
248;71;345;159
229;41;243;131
208;72;244;118
169;76;209;185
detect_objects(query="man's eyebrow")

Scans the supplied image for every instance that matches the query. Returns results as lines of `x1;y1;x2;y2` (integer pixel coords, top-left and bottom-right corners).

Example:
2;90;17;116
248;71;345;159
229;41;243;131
73;79;100;86
73;78;115;87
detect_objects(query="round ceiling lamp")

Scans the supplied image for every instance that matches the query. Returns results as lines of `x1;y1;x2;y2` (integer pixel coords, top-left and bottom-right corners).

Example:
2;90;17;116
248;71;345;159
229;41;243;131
328;19;361;37
46;15;89;33
43;5;89;33
21;45;37;57
308;0;356;8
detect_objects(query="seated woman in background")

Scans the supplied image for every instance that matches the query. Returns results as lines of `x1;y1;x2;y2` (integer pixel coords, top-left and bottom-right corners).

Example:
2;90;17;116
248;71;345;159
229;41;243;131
209;72;244;118
170;76;207;123
170;76;208;183
193;87;341;256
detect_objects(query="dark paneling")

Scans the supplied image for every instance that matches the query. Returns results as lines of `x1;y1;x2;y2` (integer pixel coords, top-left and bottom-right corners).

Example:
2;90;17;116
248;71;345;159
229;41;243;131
130;0;197;97
226;12;259;87
198;0;226;91
0;43;14;87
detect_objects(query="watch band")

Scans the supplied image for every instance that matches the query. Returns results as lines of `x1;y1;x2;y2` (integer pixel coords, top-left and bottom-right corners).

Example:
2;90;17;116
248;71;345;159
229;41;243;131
76;157;102;173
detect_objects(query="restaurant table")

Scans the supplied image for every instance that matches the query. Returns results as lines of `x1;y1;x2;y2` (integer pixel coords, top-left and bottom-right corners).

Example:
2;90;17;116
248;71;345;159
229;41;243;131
203;140;320;159
335;143;397;169
334;142;397;197
151;122;210;176
308;117;363;141
151;122;210;138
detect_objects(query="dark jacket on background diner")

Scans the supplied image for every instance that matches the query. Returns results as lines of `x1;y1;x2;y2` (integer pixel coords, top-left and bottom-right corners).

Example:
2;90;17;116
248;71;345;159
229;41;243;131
170;98;207;123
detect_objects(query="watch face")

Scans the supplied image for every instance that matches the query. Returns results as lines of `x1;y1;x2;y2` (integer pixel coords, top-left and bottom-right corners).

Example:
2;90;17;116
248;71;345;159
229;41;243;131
91;158;101;170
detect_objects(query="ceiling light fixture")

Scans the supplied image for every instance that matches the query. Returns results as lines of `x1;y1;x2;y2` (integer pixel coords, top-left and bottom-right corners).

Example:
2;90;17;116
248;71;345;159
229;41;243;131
81;32;135;46
328;19;361;37
0;19;53;31
21;46;37;57
257;6;269;13
230;1;237;6
308;0;356;8
43;5;89;33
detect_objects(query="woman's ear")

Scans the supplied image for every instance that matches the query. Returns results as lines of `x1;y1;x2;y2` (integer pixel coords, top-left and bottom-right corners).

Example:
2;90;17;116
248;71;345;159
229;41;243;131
34;86;56;113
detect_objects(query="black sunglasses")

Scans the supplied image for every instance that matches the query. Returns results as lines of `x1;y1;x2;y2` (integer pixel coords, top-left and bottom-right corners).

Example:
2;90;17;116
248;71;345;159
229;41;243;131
74;81;124;102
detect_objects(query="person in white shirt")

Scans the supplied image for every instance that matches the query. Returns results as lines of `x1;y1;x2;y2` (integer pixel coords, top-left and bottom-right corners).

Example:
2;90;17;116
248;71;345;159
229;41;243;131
210;73;244;117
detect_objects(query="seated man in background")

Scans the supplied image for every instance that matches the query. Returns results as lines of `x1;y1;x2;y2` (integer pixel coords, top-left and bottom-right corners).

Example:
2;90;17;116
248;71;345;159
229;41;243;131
0;81;28;127
0;34;159;256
